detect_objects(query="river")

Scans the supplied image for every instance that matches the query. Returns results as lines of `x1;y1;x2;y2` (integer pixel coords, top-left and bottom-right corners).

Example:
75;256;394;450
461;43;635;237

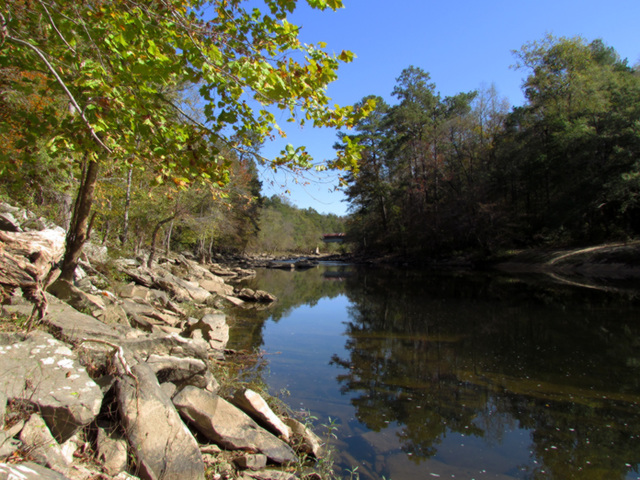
228;263;640;480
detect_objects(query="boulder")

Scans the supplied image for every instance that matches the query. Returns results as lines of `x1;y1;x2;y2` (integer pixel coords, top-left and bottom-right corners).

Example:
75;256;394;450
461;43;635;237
283;418;324;459
198;278;234;296
0;331;102;442
121;332;209;364
116;363;205;480
96;425;129;476
19;413;70;473
0;421;22;459
47;278;106;315
235;288;277;303
118;283;152;302
145;354;211;388
231;389;291;442
234;454;267;471
181;313;229;352
173;386;296;465
3;294;126;343
244;470;300;480
0;212;21;232
0;462;73;480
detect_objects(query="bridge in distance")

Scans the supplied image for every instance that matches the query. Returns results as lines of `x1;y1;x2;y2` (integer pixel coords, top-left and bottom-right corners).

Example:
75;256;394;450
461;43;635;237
321;233;345;243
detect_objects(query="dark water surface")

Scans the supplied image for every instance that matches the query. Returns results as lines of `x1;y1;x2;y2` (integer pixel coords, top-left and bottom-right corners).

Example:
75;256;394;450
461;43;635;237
229;264;640;480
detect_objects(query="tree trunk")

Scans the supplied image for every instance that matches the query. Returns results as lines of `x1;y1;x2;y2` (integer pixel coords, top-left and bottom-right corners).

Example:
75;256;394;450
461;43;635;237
59;155;100;282
147;214;177;268
121;166;133;245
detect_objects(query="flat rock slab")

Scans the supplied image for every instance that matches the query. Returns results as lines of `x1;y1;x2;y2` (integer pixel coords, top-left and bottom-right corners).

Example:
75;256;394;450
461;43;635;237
0;462;73;480
231;389;291;442
173;386;296;465
5;294;125;342
117;363;204;480
0;331;102;442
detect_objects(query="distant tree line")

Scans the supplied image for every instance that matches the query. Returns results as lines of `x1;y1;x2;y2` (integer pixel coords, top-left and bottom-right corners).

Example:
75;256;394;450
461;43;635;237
340;36;640;257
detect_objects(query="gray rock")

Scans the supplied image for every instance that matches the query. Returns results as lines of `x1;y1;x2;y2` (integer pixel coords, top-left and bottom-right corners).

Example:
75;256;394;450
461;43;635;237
235;289;277;303
145;354;208;386
0;331;102;442
96;425;129;476
231;389;291;442
3;294;125;343
0;421;22;459
234;454;267;471
0;212;21;232
181;314;229;352
244;470;300;480
117;363;204;480
198;278;234;296
118;283;152;302
173;386;296;465
283;418;324;459
0;462;73;480
47;278;106;315
122;332;209;364
19;413;70;473
154;274;212;304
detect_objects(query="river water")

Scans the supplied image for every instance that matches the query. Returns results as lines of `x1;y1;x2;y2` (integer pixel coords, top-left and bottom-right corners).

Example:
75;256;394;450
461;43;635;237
229;263;640;480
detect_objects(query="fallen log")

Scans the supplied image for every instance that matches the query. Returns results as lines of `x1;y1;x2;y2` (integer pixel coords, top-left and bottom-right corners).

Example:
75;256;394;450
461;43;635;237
0;229;65;326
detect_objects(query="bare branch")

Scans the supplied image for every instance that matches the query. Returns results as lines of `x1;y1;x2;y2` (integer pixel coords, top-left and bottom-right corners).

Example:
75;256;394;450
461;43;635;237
37;0;76;54
5;33;113;154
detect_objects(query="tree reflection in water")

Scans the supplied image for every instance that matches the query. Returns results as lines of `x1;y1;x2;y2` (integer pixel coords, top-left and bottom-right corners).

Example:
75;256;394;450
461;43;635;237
232;265;640;479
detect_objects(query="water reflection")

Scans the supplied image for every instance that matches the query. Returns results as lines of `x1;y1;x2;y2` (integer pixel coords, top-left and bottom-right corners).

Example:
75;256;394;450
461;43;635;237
231;266;640;479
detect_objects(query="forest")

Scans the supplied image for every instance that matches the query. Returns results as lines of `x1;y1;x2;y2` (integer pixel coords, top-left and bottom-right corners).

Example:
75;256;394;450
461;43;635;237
341;37;640;258
1;0;639;265
0;0;359;271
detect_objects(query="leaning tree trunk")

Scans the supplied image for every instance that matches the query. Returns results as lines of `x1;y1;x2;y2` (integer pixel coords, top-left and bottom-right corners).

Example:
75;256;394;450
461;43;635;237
59;155;100;282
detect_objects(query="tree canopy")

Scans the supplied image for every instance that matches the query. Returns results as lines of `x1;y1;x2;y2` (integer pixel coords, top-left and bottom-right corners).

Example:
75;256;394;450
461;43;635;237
0;0;370;276
342;36;640;257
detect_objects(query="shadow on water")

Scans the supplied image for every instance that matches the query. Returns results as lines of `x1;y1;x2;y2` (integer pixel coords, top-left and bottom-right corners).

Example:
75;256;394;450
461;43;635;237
228;265;640;480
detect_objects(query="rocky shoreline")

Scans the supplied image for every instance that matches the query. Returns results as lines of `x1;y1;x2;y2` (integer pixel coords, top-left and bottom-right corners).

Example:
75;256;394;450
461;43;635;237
0;203;326;480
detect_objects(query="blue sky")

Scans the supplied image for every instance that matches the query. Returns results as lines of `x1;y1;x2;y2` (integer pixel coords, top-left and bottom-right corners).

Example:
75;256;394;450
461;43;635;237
257;0;640;216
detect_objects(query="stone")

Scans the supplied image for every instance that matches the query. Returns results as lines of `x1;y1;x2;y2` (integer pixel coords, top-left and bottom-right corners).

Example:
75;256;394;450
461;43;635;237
145;354;208;385
0;462;73;480
47;278;106;313
0;331;102;442
181;314;229;352
118;283;151;301
235;289;277;303
244;470;299;480
3;294;126;343
117;363;205;480
0;212;21;232
198;279;234;296
223;295;245;307
96;425;129;476
231;389;291;442
234;454;267;471
19;413;70;473
122;332;209;364
283;418;324;459
173;386;296;465
0;421;22;459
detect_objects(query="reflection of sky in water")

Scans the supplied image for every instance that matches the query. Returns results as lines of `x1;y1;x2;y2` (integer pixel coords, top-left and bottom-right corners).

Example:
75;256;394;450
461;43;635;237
245;268;640;480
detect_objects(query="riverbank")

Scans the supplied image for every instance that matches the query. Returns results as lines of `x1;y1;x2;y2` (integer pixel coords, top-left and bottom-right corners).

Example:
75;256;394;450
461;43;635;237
0;203;330;480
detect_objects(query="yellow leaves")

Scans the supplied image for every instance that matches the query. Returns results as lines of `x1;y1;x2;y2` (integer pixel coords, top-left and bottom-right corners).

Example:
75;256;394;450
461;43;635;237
338;50;355;63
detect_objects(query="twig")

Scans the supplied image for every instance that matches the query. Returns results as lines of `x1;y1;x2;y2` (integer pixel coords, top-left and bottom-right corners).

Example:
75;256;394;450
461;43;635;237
5;33;113;154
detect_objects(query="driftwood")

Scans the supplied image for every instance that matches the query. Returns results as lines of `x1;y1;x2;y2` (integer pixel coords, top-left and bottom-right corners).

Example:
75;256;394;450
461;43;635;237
0;229;65;326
